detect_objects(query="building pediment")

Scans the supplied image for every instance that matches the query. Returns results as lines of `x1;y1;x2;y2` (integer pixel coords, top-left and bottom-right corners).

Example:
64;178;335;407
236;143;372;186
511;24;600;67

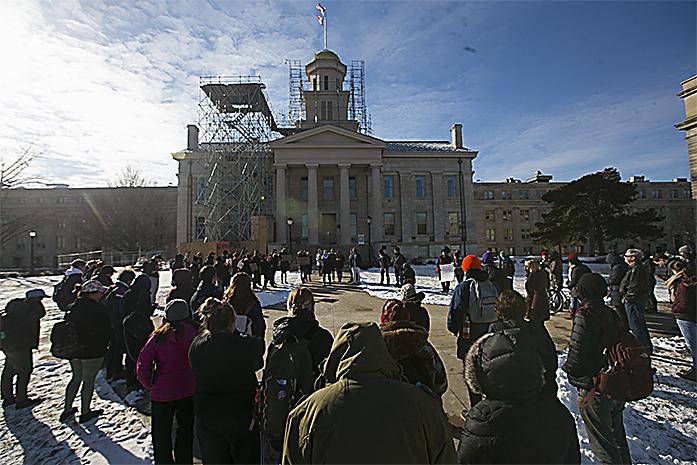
270;124;385;149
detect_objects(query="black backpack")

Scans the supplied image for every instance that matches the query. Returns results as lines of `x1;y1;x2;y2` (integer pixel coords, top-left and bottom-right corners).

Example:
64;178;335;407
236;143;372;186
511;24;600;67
0;299;25;350
50;316;81;359
53;277;74;311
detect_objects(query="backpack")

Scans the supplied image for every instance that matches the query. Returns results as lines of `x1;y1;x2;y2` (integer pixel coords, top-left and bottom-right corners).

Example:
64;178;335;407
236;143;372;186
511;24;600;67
50;318;81;359
467;279;498;323
595;329;655;401
53;277;74;311
260;331;316;450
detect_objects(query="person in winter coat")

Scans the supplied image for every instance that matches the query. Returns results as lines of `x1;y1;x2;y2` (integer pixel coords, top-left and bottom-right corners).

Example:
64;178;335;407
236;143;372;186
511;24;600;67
666;260;697;381
122;275;155;391
567;253;591;316
620;248;653;354
489;290;558;396
678;244;696;276
399;283;430;332
378;248;392;285
563;273;631;465
642;254;658;314
95;265;115;287
223;272;265;340
60;280;112;423
282;322;457;464
349;248;362;284
380;300;448;397
1;289;47;409
606;252;629;328
167;268;194;304
437;248;454;293
137;300;197;464
279;248;291;284
498;251;515;290
53;260;85;311
334;250;345;282
321;250;335;286
393;247;407;287
189;298;264;464
214;256;231;291
142;255;161;306
102;268;136;380
542;250;564;291
170;254;186;271
270;288;333;379
448;255;499;407
401;261;416;286
458;330;580;464
524;258;550;322
190;265;222;316
454;250;465;283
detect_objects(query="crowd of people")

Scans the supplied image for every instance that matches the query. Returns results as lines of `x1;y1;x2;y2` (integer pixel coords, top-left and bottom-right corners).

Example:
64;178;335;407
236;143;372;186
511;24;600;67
0;241;694;464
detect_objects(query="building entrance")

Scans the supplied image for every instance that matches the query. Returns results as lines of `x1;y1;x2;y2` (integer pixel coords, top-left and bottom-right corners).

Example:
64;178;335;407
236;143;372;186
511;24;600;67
321;213;337;245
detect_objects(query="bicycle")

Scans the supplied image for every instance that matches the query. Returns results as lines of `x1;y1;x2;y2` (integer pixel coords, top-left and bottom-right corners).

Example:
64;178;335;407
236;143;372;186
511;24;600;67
548;286;570;314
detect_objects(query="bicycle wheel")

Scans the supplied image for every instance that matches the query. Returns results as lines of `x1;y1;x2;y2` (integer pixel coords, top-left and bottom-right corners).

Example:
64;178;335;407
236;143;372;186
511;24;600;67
548;289;563;314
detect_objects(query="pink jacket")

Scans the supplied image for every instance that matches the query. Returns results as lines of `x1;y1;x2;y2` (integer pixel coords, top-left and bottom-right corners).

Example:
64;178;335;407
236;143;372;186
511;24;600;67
136;322;197;402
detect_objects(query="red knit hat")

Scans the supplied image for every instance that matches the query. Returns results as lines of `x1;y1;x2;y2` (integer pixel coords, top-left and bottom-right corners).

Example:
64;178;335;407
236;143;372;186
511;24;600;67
461;255;482;272
567;253;577;262
380;299;411;324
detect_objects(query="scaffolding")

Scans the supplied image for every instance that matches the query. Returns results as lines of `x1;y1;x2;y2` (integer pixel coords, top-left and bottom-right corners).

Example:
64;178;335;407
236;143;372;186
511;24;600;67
286;60;305;127
195;76;276;245
349;60;372;135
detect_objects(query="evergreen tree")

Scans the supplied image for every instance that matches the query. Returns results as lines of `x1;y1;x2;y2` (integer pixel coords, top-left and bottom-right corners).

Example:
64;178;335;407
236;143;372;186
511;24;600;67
532;168;664;254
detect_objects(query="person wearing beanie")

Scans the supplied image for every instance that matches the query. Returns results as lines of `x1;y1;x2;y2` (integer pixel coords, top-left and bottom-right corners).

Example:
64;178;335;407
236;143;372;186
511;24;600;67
137;299;197;464
563;273;631;465
379;300;448;397
399;284;430;332
458;331;580;464
448;254;499;407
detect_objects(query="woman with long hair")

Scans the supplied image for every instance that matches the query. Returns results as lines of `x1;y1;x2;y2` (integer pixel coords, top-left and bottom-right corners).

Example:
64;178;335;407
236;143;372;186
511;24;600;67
137;299;197;464
666;260;697;380
223;272;265;339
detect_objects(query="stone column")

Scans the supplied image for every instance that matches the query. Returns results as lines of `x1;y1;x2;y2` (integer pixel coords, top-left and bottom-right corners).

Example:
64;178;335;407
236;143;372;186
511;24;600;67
275;164;287;244
432;172;445;242
307;163;319;245
399;172;412;242
370;164;384;244
463;161;477;254
339;163;351;245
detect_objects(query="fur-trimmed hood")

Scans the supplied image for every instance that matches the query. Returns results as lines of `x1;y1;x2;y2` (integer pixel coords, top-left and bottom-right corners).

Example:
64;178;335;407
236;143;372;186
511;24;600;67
380;320;428;361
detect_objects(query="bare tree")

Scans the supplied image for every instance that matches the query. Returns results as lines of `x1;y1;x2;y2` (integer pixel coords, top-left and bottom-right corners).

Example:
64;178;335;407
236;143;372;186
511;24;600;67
109;165;153;188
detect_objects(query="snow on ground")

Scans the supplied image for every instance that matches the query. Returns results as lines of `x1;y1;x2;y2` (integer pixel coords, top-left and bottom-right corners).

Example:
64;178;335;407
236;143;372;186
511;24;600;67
557;337;697;465
359;259;671;306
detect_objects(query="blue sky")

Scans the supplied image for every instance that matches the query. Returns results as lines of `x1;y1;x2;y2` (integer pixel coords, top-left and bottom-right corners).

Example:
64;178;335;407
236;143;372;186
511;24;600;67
0;0;694;186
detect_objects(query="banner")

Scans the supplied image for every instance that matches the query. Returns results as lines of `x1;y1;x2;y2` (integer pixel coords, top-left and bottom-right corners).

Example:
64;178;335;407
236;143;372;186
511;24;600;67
440;263;455;283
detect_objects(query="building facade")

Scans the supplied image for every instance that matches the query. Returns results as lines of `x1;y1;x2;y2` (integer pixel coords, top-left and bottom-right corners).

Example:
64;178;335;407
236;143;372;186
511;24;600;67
676;75;697;247
0;186;177;270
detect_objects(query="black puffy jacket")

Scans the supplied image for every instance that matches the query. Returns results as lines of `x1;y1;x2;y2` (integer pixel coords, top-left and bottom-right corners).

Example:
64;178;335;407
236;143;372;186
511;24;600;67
271;316;333;379
66;297;111;359
605;253;628;307
1;299;45;351
458;329;580;464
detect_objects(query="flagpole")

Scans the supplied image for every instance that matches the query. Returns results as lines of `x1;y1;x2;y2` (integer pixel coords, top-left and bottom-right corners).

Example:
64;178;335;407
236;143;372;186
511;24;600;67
324;11;328;49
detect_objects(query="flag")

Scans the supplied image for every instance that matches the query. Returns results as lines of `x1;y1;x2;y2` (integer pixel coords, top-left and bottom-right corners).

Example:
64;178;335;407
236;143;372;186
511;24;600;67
316;14;323;24
315;3;326;15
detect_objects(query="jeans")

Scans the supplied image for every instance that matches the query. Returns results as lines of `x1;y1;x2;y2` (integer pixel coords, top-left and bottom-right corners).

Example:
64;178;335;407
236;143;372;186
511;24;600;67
64;357;103;414
624;300;653;354
352;266;361;284
149;276;159;305
380;268;390;285
1;350;33;402
570;296;580;311
578;389;631;465
676;319;697;370
196;415;258;465
151;396;194;464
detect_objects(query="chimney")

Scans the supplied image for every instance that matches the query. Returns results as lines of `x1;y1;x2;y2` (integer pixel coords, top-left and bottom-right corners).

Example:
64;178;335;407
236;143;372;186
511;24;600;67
451;124;463;149
187;124;199;150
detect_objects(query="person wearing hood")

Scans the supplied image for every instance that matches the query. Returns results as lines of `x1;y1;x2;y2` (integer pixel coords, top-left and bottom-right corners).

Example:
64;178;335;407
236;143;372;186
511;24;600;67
61;280;112;423
606;252;629;328
399;283;430;332
458;330;580;464
269;288;333;379
53;259;86;311
102;268;136;381
666;260;697;381
1;289;48;409
95;265;115;287
122;274;155;391
167;268;195;304
137;299;197;464
282;322;457;464
380;300;448;397
567;253;591;317
401;261;417;286
189;298;264;464
190;266;222;317
563;273;631;465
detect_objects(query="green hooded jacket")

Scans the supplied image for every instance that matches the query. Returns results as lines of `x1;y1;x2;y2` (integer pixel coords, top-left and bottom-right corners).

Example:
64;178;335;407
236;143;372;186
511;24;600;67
282;322;457;464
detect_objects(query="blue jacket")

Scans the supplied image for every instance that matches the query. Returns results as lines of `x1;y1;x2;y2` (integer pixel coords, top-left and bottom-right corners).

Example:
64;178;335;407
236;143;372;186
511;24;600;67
447;268;491;359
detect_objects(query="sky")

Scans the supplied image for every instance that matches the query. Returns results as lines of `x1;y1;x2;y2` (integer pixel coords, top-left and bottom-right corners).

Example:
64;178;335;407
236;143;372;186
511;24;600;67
0;0;694;187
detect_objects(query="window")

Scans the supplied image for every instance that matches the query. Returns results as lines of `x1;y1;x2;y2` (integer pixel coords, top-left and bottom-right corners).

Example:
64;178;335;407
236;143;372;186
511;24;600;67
670;190;678;199
335;77;340;90
57;219;67;230
447;212;459;236
446;175;457;197
196;178;205;200
484;190;494;200
323;178;334;200
537;190;546;198
320;101;326;120
485;210;495;222
351;214;357;237
639;190;646;199
521;228;532;240
300;177;308;201
502;209;512;222
685;189;691;198
652;190;661;199
383;175;394;198
75;237;84;250
415;175;426;198
519;190;529;199
384;212;396;236
523;246;533;255
485;228;496;242
504;228;513;242
520;209;530;222
323;75;329;91
195;217;205;239
327;101;333;120
418;245;429;258
301;214;309;238
501;191;511;200
416;212;427;235
349;176;357;200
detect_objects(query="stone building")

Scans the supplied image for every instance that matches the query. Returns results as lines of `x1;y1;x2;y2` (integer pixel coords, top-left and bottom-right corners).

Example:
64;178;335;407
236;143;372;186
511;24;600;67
0;186;177;270
676;75;697;245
